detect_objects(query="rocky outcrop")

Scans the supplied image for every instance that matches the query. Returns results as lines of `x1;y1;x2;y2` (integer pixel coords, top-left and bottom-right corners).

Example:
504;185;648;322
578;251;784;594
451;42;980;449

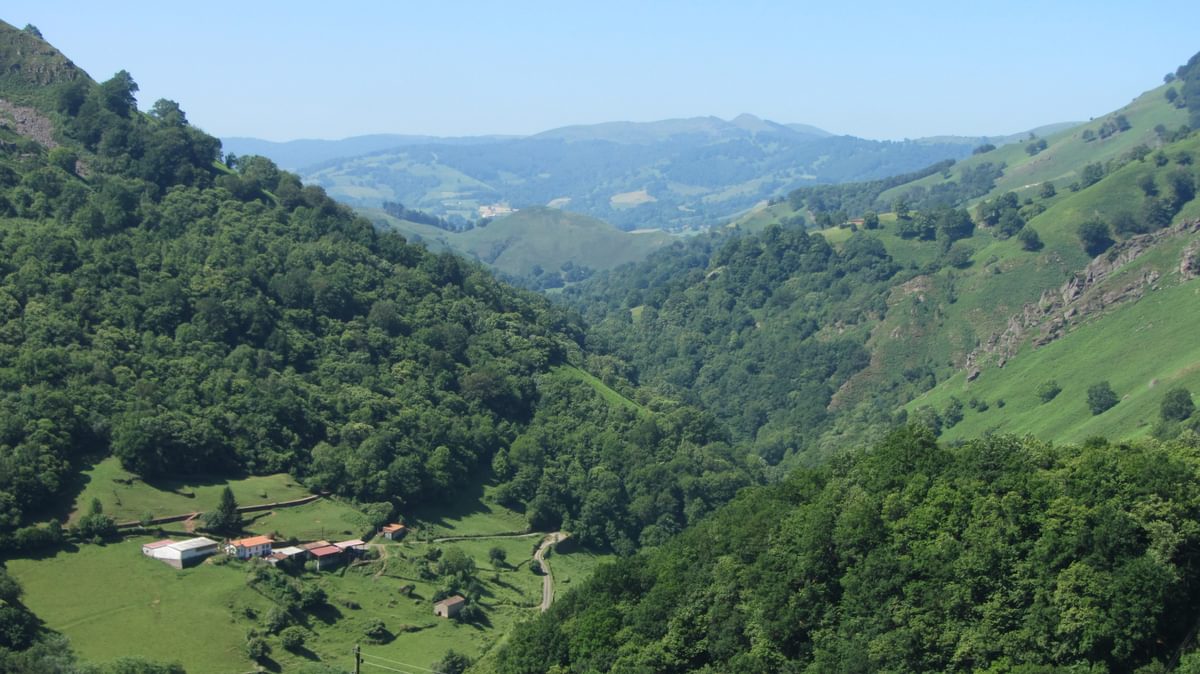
1183;241;1200;280
965;219;1200;376
0;98;57;148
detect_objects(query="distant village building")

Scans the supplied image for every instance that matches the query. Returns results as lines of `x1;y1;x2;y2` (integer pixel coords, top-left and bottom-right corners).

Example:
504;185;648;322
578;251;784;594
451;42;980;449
434;595;466;619
224;535;273;559
142;537;219;569
380;523;407;540
308;544;344;570
477;203;516;219
334;539;367;557
300;540;331;555
266;545;306;568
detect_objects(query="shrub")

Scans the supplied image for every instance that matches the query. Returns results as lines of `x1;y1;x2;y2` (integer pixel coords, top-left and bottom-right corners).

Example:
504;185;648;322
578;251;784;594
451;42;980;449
436;650;473;674
1077;219;1113;256
246;636;270;660
364;618;391;644
1087;381;1119;415
1161;387;1195;422
1036;380;1062;403
1017;227;1044;251
280;626;306;651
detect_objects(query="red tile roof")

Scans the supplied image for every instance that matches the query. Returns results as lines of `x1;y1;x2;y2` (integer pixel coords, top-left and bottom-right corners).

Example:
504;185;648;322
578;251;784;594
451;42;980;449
143;539;174;549
435;595;466;608
310;545;343;557
229;535;273;548
301;540;331;550
382;523;406;532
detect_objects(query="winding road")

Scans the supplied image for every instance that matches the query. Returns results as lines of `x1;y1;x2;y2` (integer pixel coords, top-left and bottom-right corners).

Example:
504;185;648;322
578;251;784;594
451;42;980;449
377;529;569;611
534;532;569;612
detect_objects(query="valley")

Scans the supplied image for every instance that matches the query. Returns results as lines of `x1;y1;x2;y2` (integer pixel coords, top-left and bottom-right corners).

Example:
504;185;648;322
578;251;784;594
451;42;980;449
1;12;1200;674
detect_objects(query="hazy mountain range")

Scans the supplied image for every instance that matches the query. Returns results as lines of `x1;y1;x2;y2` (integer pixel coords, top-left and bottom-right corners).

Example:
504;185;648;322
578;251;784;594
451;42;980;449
225;116;1076;230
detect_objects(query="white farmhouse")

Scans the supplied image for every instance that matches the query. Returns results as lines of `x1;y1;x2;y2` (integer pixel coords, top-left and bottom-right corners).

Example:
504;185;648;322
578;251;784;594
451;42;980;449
224;535;273;559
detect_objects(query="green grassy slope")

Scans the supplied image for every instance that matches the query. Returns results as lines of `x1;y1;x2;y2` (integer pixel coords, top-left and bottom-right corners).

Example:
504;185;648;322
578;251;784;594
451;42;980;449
884;133;1200;442
550;365;646;415
877;83;1188;208
908;276;1200;443
8;542;274;674
787;129;1200;449
68;457;312;524
371;206;675;278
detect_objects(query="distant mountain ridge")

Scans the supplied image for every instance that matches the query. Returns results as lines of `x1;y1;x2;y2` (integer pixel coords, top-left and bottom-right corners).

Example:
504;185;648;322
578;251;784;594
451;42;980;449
221;133;516;171
248;113;1066;231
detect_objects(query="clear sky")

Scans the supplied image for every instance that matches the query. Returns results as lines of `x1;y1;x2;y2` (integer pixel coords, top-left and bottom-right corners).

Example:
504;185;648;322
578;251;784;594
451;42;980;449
5;1;1199;141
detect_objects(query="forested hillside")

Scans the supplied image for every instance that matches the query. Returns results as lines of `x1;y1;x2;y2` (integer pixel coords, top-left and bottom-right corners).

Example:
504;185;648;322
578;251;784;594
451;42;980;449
494;429;1200;673
566;223;908;466
0;21;759;670
568;48;1200;468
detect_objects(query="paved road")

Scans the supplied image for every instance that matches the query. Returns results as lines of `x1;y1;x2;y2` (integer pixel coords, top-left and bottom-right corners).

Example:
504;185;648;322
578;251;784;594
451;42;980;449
534;532;569;612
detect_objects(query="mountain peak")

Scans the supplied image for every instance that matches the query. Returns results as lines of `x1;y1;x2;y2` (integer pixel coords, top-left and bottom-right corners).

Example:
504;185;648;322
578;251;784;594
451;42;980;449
0;20;90;98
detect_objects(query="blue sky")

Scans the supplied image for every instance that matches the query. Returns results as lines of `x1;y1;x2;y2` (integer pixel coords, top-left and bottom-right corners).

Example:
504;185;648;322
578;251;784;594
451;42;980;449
5;1;1199;141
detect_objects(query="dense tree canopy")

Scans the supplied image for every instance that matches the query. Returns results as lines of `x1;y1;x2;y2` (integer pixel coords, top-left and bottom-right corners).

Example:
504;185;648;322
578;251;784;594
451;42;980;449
0;69;716;557
496;430;1200;673
565;223;904;465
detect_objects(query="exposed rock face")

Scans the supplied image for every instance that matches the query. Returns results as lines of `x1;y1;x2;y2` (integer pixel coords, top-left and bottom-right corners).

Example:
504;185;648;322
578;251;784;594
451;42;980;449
1183;242;1200;280
966;219;1200;374
0;98;57;148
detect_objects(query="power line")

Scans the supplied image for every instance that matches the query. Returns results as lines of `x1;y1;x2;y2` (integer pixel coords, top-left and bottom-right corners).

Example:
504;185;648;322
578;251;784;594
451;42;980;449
361;651;447;674
363;661;415;674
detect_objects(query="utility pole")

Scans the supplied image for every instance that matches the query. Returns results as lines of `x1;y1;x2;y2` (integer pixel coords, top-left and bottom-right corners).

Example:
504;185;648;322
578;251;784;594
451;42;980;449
354;644;361;674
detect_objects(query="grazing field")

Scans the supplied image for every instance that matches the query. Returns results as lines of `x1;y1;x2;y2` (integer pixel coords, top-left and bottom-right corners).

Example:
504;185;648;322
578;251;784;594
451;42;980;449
406;479;530;539
908;277;1200;444
6;539;273;673
244;498;371;542
370;206;675;279
7;521;596;673
67;457;312;524
544;544;614;593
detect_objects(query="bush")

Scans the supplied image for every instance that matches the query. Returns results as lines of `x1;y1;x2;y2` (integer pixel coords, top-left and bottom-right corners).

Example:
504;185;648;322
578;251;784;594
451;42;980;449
245;636;270;660
1077;219;1113;256
1087;381;1119;415
1017;227;1043;251
1161;387;1195;422
279;626;306;651
436;650;473;674
1036;380;1062;403
363;618;391;644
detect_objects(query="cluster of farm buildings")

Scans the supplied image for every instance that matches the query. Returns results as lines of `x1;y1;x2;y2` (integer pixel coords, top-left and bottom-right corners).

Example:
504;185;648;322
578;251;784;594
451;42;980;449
140;523;407;571
139;522;472;619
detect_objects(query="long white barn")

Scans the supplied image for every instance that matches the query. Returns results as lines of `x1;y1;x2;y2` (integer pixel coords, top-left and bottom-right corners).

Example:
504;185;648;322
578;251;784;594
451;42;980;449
142;537;219;569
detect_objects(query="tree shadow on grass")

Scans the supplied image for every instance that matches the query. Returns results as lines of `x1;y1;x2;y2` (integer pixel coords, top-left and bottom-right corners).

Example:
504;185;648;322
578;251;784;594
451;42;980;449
142;469;252;497
7;540;80;562
287;645;321;661
254;656;282;673
407;469;493;530
463;611;494;630
307;602;344;626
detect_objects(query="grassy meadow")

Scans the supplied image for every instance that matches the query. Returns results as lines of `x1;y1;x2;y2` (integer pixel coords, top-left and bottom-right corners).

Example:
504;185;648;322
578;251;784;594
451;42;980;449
67;457;312;524
906;276;1200;444
9;471;611;673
